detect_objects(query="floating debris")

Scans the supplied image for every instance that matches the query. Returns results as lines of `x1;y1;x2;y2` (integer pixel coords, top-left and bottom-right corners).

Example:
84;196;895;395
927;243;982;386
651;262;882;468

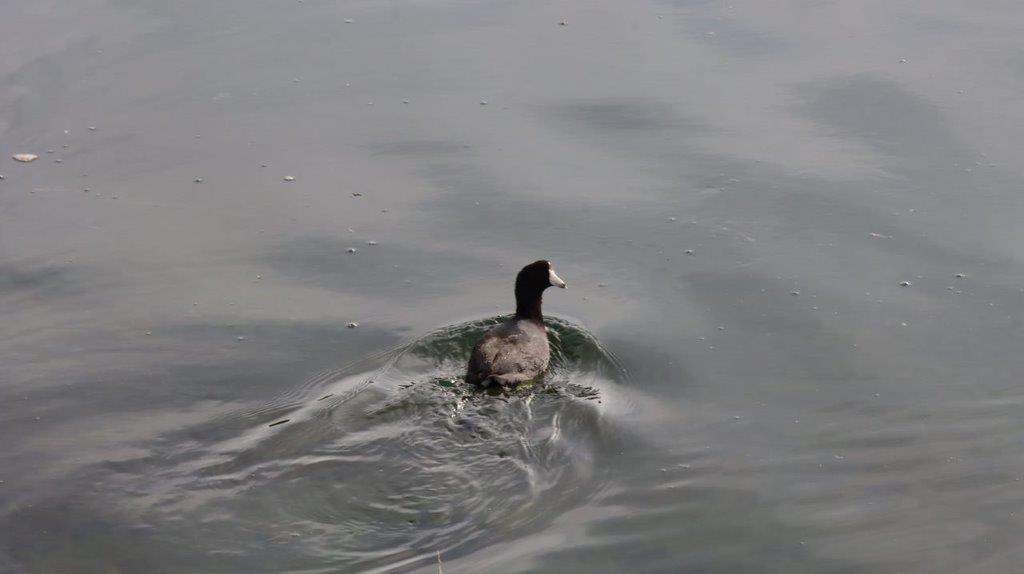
347;322;359;328
899;281;912;287
283;175;295;182
268;419;290;427
12;154;38;163
352;192;362;197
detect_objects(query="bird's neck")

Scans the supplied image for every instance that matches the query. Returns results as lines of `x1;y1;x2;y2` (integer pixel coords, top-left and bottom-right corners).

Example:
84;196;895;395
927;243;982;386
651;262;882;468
515;288;544;322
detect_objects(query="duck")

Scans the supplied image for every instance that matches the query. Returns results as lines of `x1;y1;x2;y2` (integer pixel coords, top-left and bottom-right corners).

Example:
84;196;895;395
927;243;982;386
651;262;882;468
465;260;567;387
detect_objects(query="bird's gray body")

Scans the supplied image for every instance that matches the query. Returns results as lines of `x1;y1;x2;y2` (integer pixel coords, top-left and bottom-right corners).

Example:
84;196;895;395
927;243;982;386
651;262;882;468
465;318;550;386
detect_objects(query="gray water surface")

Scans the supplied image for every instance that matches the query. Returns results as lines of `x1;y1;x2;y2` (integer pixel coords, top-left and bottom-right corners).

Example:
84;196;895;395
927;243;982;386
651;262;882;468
4;0;1024;572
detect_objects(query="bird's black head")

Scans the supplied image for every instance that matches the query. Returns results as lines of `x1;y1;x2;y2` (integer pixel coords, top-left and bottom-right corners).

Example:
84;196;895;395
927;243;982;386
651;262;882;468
514;260;566;321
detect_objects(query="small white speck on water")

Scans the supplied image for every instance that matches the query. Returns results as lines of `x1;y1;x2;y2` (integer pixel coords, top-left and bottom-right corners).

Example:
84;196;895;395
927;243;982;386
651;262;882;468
791;291;800;296
717;325;725;330
347;247;357;253
347;322;359;328
194;177;203;183
62;144;69;149
344;19;353;23
698;336;705;341
479;101;488;106
598;283;606;287
145;331;152;336
899;281;912;287
236;336;247;341
367;240;378;246
256;275;262;280
381;208;389;213
88;126;97;131
955;273;966;279
899;58;907;63
811;306;819;310
54;159;63;164
685;249;694;255
367;101;374;106
12;154;38;163
0;175;5;180
900;322;908;327
668;216;677;222
559;21;567;26
402;99;410;104
283;176;295;182
193;301;199;306
47;149;55;154
732;415;742;420
260;163;267;168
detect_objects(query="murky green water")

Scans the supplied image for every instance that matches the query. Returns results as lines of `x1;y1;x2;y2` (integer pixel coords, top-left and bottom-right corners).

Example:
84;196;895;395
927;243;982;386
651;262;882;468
4;0;1024;572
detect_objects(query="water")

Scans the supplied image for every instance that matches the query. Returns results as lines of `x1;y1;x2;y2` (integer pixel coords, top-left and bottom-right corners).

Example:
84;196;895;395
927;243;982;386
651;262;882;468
4;0;1024;572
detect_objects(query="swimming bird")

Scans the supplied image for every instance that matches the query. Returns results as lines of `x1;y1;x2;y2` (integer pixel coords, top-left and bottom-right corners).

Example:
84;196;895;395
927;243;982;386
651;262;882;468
465;260;567;387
